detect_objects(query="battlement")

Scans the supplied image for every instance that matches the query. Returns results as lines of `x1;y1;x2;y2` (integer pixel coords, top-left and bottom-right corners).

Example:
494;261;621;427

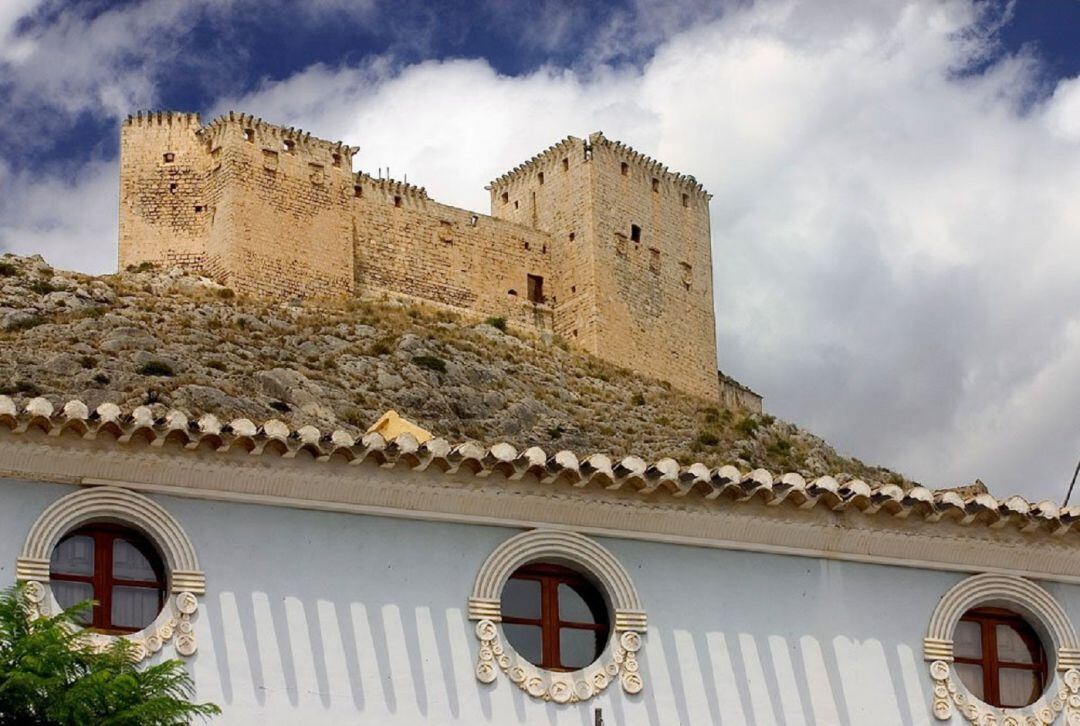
588;132;711;200
123;110;202;127
354;172;430;202
118;110;744;405
486;135;583;189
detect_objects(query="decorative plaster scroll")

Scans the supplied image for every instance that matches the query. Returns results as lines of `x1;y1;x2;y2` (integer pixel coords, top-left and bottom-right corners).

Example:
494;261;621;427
924;574;1080;723
469;529;647;702
17;486;205;662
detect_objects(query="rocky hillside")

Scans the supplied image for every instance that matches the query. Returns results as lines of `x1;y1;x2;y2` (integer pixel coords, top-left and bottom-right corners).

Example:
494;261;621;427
0;253;913;487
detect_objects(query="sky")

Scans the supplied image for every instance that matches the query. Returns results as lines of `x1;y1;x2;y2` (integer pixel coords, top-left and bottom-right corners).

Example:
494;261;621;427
1;0;1079;501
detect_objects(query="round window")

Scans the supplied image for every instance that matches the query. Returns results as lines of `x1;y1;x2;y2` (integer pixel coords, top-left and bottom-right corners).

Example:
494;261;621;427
49;524;167;634
499;563;611;671
953;607;1048;708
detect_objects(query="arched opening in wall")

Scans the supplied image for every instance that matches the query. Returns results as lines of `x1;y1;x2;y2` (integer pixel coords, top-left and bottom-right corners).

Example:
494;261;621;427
508;289;518;296
953;608;1048;708
393;196;402;208
562;158;569;172
620;162;629;176
354;185;363;198
500;563;610;672
651;178;659;192
49;523;166;634
501;192;509;204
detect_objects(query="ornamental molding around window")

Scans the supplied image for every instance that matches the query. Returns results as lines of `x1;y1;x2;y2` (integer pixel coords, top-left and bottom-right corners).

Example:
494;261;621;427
15;485;205;662
923;573;1080;723
468;529;647;704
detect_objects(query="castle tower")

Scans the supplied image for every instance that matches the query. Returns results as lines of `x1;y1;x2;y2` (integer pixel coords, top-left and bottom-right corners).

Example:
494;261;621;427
487;134;719;401
119;112;357;297
118;112;208;271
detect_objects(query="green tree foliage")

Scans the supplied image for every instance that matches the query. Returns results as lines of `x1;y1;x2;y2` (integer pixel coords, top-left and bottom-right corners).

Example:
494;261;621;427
0;584;220;725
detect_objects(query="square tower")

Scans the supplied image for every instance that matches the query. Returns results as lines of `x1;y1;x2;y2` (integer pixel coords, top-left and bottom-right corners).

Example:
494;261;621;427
488;133;719;400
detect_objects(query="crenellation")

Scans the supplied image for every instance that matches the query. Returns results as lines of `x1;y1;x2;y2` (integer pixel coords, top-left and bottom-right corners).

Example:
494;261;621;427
118;110;759;408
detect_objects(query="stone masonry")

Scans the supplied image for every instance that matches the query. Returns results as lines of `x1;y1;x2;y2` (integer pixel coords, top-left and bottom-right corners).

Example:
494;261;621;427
118;110;760;407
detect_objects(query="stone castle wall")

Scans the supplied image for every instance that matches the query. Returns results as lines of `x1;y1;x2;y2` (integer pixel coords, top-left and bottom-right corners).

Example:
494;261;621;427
118;111;760;408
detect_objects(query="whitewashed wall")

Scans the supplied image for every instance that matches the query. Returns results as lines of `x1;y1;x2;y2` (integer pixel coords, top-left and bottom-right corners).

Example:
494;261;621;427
4;477;1080;725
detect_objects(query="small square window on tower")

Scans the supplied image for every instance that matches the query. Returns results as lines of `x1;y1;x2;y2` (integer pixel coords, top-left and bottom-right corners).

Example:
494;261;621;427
332;153;342;167
620;161;629;176
651;177;660;192
394;195;403;208
163;152;175;164
513;200;519;209
538;172;545;185
243;128;254;142
527;274;544;304
562;157;569;171
501;191;509;204
282;139;295;153
168;183;178;194
630;224;642;243
682;193;689;208
354;185;363;198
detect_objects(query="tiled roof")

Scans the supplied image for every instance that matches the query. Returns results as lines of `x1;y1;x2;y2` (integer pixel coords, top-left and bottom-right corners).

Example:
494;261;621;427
2;396;1077;538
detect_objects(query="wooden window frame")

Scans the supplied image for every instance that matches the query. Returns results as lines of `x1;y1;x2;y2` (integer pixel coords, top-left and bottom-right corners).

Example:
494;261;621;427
954;607;1048;708
49;523;167;635
501;563;610;672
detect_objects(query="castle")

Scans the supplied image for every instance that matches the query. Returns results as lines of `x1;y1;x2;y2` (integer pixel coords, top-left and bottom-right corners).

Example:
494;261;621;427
118;111;760;408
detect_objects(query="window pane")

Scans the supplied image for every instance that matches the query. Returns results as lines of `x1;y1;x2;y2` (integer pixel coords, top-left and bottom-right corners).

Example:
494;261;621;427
999;667;1041;708
953;620;981;659
954;662;983;700
111;586;160;630
502;623;542;666
52;580;94;624
501;578;541;620
558;582;602;624
112;538;158;581
50;535;94;576
559;627;602;670
997;623;1038;664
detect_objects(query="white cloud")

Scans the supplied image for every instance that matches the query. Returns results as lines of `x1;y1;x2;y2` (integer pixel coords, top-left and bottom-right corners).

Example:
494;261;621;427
0;159;118;275
4;0;1079;499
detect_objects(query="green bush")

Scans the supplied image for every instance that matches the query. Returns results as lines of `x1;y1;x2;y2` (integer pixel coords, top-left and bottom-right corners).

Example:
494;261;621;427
735;417;759;436
136;360;175;377
412;355;447;374
0;262;16;277
696;430;720;446
28;280;58;295
4;315;45;332
631;392;646;406
0;584;220;724
484;316;507;332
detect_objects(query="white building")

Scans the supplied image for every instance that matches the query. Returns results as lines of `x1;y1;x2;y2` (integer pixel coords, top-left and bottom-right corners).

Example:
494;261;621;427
2;395;1080;725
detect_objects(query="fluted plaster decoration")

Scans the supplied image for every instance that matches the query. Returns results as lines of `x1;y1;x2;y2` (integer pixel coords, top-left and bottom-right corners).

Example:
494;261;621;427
17;486;205;662
468;529;647;702
924;573;1080;723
